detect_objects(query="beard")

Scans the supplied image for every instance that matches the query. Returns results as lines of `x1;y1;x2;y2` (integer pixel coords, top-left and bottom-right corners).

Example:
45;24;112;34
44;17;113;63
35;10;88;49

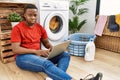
25;20;36;27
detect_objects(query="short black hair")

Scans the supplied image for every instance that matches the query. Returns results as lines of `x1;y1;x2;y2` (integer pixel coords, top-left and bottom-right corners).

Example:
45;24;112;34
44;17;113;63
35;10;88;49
24;4;38;14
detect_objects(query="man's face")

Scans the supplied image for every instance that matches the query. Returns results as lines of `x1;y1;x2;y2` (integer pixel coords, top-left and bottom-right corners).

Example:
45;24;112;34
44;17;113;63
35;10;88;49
24;9;38;25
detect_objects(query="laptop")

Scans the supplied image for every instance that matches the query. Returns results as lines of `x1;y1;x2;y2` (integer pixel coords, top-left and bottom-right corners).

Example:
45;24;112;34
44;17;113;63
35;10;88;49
46;40;70;59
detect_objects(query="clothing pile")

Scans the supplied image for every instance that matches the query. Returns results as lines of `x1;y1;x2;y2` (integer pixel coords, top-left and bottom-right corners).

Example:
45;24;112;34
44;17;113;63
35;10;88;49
94;14;120;36
108;14;120;32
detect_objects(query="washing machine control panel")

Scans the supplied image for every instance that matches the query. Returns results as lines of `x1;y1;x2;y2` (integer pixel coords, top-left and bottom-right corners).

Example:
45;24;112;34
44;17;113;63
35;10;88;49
39;0;69;11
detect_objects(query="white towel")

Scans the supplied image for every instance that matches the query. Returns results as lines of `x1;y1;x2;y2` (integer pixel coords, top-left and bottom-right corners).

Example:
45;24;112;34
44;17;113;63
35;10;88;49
94;15;107;36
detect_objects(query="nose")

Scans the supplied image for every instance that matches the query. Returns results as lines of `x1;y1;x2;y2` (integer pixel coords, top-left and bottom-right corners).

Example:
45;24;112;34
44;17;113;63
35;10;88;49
31;16;36;19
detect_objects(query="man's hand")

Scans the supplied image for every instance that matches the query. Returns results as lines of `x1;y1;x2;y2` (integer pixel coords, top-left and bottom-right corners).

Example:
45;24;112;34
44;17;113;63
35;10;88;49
35;49;50;57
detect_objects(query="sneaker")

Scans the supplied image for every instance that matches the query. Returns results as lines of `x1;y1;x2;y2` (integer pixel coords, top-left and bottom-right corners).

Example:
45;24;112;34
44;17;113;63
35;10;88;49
80;72;103;80
91;72;103;80
45;77;53;80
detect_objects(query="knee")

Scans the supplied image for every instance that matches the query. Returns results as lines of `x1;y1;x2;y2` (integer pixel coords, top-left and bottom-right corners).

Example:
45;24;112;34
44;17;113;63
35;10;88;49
62;51;71;59
43;60;54;69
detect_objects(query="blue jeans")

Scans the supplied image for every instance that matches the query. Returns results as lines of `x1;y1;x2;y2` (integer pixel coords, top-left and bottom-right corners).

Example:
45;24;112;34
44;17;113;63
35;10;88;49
16;52;72;80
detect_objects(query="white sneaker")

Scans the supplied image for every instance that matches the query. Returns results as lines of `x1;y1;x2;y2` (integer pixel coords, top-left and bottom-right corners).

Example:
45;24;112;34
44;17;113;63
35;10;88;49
46;77;53;80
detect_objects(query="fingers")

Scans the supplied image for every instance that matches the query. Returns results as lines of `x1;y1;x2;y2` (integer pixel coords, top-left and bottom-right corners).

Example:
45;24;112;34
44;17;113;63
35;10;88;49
48;48;51;52
37;49;50;57
48;47;52;52
46;50;49;56
43;49;50;57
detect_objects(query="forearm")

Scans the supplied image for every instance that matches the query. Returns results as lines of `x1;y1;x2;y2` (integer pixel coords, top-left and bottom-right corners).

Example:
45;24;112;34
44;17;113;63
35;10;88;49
42;38;53;49
12;45;36;54
45;42;53;49
11;42;50;57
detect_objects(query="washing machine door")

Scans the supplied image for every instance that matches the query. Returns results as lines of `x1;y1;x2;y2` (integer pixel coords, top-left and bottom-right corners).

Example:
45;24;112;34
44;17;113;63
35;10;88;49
44;12;67;41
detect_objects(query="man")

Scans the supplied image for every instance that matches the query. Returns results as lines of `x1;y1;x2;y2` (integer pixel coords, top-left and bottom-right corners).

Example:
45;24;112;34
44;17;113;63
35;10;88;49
11;4;103;80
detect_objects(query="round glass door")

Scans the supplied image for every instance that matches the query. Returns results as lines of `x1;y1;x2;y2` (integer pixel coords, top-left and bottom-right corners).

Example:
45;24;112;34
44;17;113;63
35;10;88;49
44;12;67;41
49;16;63;33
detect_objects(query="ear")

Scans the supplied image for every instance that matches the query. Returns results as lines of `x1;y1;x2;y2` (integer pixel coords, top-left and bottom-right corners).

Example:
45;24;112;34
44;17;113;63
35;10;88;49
23;14;26;18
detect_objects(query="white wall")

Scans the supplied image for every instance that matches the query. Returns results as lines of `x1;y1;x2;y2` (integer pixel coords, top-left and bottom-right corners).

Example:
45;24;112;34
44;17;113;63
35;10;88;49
69;0;97;34
78;0;97;34
5;0;96;34
0;0;35;3
80;0;120;33
100;0;120;15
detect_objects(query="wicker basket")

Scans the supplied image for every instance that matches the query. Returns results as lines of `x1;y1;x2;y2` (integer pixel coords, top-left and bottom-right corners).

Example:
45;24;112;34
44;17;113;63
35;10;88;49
95;15;120;53
95;35;120;53
65;33;96;56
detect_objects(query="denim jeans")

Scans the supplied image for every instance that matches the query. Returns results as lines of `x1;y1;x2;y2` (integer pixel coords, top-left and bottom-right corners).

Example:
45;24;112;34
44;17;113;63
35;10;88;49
16;51;72;80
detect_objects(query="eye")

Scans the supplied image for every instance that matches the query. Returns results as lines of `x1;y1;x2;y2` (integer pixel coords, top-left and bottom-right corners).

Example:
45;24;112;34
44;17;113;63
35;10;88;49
34;14;37;17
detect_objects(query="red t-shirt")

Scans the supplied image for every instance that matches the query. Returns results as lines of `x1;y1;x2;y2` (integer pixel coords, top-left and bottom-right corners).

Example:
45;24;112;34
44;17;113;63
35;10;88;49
11;21;48;50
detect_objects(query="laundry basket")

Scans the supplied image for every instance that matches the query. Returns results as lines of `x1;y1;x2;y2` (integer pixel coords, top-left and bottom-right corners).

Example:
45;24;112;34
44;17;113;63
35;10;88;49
65;33;96;56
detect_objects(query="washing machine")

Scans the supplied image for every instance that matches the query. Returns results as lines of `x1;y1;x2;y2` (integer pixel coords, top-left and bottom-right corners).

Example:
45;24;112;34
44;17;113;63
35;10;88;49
37;0;69;47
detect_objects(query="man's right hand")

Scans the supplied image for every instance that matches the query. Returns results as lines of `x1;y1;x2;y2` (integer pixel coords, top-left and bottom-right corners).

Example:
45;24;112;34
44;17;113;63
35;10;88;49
35;49;50;57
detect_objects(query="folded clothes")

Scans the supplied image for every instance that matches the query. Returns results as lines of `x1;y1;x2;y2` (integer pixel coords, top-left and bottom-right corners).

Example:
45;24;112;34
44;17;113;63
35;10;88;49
108;15;119;32
94;15;107;36
115;14;120;26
